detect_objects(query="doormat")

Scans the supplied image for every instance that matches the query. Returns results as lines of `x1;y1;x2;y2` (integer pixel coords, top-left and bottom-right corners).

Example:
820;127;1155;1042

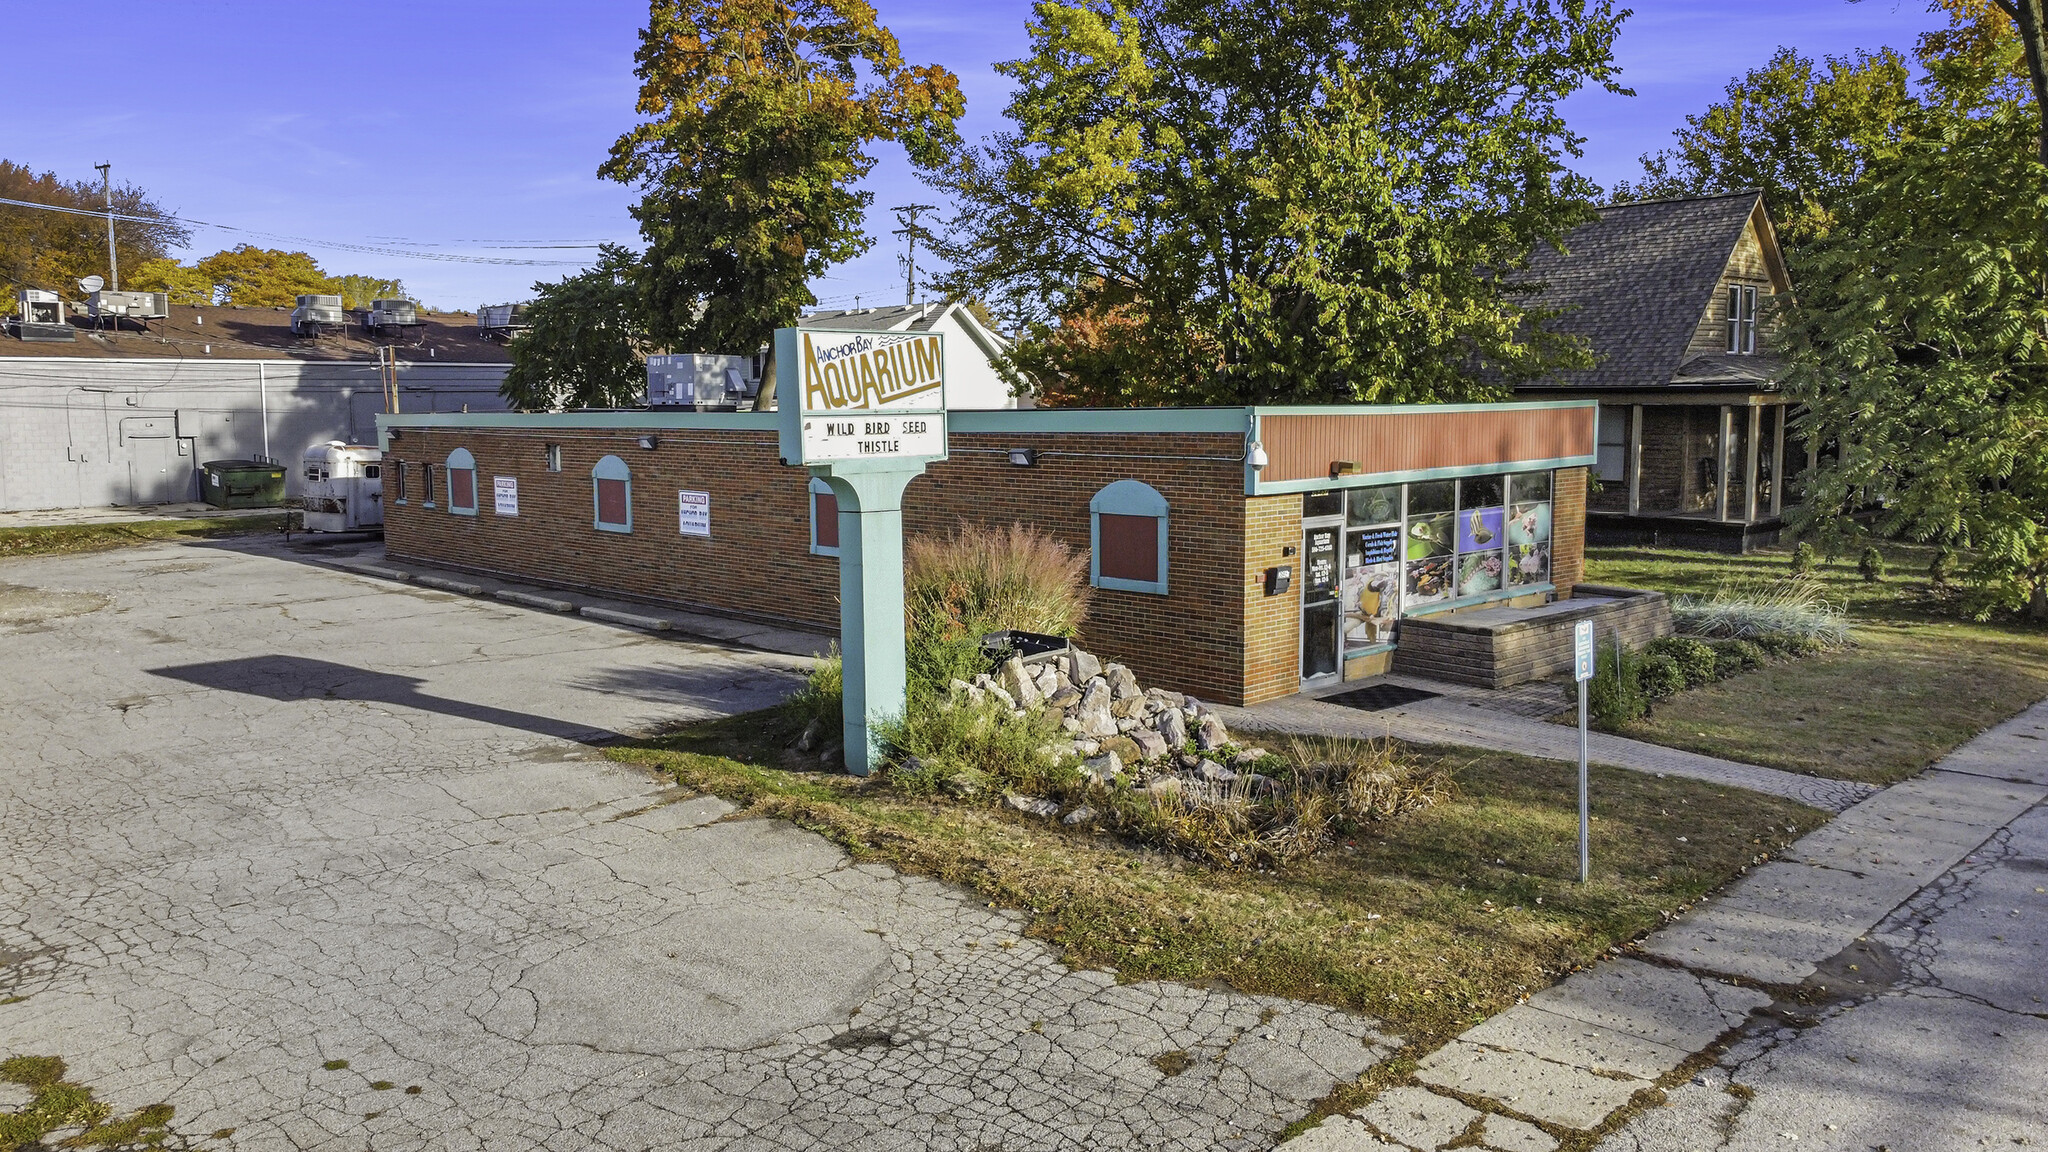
1319;683;1441;712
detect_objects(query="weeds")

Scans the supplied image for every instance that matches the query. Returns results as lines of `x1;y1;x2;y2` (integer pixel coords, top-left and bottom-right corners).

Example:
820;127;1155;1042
0;1055;177;1150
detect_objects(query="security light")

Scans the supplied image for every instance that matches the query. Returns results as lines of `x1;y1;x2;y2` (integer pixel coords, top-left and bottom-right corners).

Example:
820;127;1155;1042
1007;448;1039;467
637;435;659;450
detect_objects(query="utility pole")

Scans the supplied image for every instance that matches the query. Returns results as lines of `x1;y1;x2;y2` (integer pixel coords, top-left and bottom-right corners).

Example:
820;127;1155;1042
891;203;937;306
94;163;117;291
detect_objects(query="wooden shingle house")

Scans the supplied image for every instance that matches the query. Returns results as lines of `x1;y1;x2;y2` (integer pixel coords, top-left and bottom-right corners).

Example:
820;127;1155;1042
1516;191;1797;551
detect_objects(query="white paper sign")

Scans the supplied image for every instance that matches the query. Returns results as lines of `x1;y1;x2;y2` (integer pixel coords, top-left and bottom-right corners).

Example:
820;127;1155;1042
493;476;518;516
1573;619;1595;682
677;489;710;537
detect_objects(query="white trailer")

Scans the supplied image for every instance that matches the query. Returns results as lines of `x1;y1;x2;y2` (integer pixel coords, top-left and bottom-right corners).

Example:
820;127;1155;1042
299;441;383;531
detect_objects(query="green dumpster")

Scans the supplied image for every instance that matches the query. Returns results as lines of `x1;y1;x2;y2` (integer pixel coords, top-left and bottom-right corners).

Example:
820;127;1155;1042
200;460;288;509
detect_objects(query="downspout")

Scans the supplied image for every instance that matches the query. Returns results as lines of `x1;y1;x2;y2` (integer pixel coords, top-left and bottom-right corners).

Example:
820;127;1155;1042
258;362;270;461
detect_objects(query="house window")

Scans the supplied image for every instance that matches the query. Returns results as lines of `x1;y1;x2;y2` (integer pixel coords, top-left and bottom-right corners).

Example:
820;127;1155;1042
809;477;840;556
545;443;562;472
1596;406;1627;481
592;454;632;533
421;463;436;508
390;460;407;503
1089;479;1169;595
1726;285;1757;354
446;448;477;516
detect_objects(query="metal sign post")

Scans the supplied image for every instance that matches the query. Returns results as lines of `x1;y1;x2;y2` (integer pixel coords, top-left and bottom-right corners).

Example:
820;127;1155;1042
1573;619;1595;884
777;327;948;776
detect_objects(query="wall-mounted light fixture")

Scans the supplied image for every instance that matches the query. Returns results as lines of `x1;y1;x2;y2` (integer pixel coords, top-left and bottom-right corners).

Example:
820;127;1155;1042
1007;447;1039;467
1329;460;1359;480
386;428;402;441
636;435;659;450
1248;441;1269;470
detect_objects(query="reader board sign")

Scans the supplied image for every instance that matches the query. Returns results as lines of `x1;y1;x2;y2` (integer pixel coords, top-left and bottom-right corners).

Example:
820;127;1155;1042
777;327;947;465
493;476;518;517
677;489;710;537
1573;620;1595;682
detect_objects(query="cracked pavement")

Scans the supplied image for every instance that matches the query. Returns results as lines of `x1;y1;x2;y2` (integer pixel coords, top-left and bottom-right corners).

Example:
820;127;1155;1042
0;538;1397;1150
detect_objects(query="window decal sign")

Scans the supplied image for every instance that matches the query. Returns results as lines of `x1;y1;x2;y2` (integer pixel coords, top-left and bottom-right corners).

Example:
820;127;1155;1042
677;489;710;537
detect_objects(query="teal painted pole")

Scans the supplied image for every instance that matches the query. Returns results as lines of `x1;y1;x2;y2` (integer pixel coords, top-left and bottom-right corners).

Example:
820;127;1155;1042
821;463;924;776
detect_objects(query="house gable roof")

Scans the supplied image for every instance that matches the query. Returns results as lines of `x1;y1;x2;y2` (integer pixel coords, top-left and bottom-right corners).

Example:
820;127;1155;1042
1520;191;1786;391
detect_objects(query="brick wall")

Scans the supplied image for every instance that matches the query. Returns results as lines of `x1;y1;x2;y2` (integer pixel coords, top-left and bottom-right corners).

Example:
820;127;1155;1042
1551;466;1587;596
1241;494;1304;705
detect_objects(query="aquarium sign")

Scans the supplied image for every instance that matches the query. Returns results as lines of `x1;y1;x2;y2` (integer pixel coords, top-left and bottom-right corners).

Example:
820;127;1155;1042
1351;525;1400;565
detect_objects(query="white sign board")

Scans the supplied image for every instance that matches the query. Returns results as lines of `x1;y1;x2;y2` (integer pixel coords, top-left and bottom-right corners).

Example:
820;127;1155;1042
779;328;947;465
493;476;518;517
677;489;710;537
1573;620;1595;682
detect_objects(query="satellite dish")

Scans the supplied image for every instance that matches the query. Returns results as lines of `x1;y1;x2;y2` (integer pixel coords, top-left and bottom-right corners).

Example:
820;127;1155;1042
79;275;104;294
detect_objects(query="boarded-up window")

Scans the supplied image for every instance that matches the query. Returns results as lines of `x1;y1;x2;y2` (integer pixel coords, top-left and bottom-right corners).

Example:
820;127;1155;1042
390;460;407;502
812;481;839;553
1097;513;1158;583
446;448;477;515
1089;479;1169;594
592;455;632;533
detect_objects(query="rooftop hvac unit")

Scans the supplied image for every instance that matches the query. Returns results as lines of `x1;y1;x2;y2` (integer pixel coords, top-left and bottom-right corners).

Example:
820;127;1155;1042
646;353;758;409
89;290;170;321
290;294;345;336
476;302;531;339
10;289;75;342
367;298;419;327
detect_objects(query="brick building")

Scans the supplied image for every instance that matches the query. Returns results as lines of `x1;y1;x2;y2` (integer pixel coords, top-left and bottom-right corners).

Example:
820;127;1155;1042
379;402;1601;707
1516;192;1798;552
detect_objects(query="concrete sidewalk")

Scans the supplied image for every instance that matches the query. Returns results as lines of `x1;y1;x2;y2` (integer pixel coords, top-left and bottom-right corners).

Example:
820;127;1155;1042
1276;698;2048;1151
1216;685;1877;813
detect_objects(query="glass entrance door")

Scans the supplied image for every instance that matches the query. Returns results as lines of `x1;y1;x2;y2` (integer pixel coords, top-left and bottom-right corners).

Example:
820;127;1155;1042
1300;520;1342;684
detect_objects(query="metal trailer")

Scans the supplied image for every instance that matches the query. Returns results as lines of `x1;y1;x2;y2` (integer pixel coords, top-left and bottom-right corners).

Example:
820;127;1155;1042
290;294;346;337
298;441;384;532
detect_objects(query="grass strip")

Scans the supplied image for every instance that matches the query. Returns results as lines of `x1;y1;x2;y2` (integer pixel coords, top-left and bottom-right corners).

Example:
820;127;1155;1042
0;514;288;560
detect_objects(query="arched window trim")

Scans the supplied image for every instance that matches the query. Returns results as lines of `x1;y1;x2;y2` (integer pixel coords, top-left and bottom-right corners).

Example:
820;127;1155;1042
808;477;840;557
1089;479;1169;595
446;448;477;516
592;454;632;534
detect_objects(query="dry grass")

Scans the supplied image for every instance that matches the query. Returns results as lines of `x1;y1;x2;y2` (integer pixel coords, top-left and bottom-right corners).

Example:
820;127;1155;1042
905;520;1090;639
0;514;287;560
613;711;1823;1046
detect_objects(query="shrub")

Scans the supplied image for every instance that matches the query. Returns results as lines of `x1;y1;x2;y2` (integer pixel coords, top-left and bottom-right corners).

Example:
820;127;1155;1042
1858;546;1887;583
1930;545;1958;587
1671;576;1850;650
785;647;843;732
1635;653;1687;700
1790;541;1817;575
1587;642;1646;730
878;694;1071;800
1645;636;1719;687
1754;632;1820;659
1709;639;1767;679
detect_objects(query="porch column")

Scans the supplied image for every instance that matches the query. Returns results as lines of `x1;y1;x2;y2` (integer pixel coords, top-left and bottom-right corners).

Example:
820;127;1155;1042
1744;404;1762;523
1716;405;1732;522
1627;404;1643;516
1770;404;1786;517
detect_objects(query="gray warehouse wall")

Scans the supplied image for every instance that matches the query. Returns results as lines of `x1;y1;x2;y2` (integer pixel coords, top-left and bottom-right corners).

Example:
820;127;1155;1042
0;358;508;511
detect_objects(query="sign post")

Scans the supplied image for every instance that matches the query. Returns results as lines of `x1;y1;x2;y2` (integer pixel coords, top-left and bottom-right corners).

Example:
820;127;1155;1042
777;326;947;776
1573;619;1595;884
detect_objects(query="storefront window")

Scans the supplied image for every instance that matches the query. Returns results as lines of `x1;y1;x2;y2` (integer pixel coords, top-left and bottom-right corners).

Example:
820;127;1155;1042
1342;486;1403;653
1505;471;1553;586
1404;480;1456;606
1454;477;1505;598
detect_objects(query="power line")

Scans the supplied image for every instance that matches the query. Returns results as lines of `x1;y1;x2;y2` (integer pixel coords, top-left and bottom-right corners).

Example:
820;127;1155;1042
0;196;599;267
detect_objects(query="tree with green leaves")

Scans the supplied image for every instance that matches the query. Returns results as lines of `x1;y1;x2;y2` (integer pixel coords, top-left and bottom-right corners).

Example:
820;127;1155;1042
1782;102;2048;617
601;0;964;369
0;160;188;306
501;245;650;412
921;0;1625;407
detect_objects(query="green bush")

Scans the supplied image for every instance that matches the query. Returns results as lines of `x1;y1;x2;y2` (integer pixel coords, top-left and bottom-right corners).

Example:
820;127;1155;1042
1754;632;1821;659
1790;541;1817;575
1858;546;1887;583
878;694;1070;799
1709;639;1767;678
1587;642;1646;730
1635;653;1687;700
785;648;844;732
1645;636;1719;687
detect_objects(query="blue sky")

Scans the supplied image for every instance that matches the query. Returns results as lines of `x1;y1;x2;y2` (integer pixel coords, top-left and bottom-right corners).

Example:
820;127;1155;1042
8;1;1947;312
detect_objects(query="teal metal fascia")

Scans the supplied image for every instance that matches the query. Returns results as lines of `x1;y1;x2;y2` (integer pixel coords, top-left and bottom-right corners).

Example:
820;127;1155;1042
1248;399;1598;418
378;411;782;433
1251;454;1599;497
947;408;1254;435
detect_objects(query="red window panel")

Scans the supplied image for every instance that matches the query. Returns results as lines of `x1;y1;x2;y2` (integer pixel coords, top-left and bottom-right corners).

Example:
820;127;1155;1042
1098;513;1159;583
596;477;629;527
449;468;476;511
814;490;839;549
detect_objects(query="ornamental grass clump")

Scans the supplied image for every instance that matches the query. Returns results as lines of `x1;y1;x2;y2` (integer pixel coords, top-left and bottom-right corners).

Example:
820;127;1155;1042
1671;576;1850;650
903;521;1091;698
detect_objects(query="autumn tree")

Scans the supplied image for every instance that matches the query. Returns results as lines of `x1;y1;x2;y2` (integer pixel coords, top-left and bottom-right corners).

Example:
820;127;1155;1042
601;0;964;371
0;160;189;308
500;245;650;412
922;0;1623;407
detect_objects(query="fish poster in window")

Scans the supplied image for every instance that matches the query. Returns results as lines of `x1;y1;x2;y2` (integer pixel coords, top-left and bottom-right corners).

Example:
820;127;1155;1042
1457;505;1503;553
1406;556;1452;605
1458;551;1504;597
1508;541;1550;585
1344;561;1402;651
1406;512;1453;560
1507;501;1551;547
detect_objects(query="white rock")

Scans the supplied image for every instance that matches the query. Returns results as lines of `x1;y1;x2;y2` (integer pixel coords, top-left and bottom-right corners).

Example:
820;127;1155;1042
1001;657;1042;709
1072;649;1103;682
1195;714;1229;751
1005;793;1060;819
1105;664;1141;700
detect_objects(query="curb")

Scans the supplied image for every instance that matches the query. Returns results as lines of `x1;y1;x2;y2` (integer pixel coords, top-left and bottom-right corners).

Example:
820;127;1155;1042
581;606;673;632
495;589;578;613
417;575;487;596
